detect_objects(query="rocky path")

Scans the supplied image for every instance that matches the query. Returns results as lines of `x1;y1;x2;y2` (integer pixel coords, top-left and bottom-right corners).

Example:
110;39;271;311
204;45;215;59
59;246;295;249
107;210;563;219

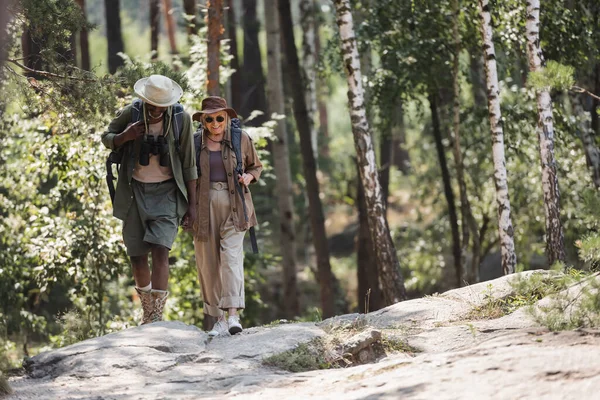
7;271;599;399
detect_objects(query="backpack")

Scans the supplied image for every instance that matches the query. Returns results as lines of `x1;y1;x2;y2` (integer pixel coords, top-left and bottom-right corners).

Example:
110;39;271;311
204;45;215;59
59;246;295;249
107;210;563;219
106;99;184;205
194;118;259;254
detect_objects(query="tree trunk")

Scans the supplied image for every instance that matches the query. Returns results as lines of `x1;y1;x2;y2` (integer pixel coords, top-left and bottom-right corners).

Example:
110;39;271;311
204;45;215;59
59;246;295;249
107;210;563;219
227;0;242;110
76;0;90;71
207;0;223;95
334;0;407;304
525;0;565;265
451;0;471;285
477;0;517;275
571;94;600;189
279;0;337;317
162;0;178;55
265;0;300;319
356;161;384;313
241;0;267;125
183;0;198;39
149;0;160;60
0;0;12;75
430;93;462;287
300;0;319;162
105;0;124;73
592;64;600;136
314;28;330;160
391;100;410;174
469;51;487;107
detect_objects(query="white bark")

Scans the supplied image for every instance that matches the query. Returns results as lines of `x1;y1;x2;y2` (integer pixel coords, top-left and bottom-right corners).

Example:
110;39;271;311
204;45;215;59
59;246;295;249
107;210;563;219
477;0;517;275
265;0;299;317
525;0;565;264
300;0;319;163
334;0;406;303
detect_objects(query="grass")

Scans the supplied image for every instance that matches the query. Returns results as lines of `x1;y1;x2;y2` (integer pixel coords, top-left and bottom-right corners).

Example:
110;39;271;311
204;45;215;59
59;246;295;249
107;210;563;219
530;273;600;331
466;270;586;321
263;315;418;373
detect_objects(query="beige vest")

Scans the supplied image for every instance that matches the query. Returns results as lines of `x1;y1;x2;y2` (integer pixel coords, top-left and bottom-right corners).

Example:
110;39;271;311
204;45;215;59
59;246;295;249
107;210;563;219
133;121;174;183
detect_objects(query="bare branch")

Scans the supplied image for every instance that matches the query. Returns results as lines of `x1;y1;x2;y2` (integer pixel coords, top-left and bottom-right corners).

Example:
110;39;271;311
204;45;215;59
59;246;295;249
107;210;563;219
6;58;98;82
571;86;600;102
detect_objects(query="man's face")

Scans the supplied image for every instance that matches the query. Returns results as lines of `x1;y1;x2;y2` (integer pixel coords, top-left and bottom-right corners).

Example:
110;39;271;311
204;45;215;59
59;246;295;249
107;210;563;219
204;111;228;135
146;104;167;119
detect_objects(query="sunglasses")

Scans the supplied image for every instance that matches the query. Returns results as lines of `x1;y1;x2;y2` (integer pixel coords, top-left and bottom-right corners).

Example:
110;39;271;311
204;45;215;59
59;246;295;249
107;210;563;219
205;116;225;123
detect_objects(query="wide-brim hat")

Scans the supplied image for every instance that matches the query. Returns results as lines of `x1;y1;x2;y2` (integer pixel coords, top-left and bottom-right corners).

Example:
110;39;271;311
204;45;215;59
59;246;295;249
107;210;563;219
134;75;183;107
192;96;238;121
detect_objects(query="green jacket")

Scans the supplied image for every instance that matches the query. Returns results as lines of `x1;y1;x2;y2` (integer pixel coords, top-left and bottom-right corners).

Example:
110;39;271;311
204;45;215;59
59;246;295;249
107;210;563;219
101;102;198;221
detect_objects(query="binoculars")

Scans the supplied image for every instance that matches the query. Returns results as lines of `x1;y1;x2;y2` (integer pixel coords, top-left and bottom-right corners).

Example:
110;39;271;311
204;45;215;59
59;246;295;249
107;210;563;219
139;135;169;167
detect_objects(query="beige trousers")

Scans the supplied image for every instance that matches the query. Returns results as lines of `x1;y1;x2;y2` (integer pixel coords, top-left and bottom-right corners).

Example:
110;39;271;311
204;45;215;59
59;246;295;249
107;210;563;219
193;182;246;317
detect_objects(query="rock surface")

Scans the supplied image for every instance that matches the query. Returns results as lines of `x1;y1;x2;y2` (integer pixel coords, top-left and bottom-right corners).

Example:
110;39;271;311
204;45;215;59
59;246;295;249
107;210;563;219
7;270;600;399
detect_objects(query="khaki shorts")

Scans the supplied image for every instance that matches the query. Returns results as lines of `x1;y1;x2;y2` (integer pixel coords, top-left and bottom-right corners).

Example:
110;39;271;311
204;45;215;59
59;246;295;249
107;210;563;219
123;179;179;257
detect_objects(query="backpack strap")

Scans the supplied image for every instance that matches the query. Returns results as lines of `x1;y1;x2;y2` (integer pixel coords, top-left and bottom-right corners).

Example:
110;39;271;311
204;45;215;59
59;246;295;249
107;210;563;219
131;98;143;123
230;118;258;254
194;126;203;177
172;103;184;154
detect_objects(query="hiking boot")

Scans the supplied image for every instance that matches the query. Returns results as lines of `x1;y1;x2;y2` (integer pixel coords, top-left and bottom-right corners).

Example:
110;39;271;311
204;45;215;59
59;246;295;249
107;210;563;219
208;317;229;337
149;289;169;323
135;287;154;325
228;315;243;335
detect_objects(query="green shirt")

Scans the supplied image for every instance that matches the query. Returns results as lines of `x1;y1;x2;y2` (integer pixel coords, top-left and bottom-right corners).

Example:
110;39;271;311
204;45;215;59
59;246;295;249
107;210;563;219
101;102;198;221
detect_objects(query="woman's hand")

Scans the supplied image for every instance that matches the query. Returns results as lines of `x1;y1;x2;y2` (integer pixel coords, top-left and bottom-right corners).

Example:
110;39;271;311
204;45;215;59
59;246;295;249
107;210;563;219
238;173;253;186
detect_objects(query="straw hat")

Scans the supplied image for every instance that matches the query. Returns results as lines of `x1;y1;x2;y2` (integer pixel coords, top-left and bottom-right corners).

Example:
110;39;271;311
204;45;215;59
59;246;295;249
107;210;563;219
134;75;183;107
192;96;238;121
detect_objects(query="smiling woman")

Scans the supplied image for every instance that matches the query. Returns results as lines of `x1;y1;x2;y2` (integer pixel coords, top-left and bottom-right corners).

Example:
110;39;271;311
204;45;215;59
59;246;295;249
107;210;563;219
191;96;263;337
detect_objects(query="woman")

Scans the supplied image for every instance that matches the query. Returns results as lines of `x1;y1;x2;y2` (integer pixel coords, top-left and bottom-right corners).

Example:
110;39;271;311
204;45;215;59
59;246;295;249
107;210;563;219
192;96;263;336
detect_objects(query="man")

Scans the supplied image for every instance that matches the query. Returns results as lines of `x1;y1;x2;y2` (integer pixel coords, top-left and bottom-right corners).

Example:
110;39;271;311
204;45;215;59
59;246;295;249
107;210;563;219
102;74;197;324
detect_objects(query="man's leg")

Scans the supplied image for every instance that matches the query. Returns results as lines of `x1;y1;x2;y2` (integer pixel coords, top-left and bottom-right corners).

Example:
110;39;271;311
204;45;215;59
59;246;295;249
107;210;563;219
130;254;150;287
150;245;169;290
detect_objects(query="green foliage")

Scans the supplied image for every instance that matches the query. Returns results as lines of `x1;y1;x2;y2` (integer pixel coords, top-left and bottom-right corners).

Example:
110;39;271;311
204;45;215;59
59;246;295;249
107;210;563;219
575;233;600;271
528;61;575;92
48;311;95;348
263;340;332;372
467;272;576;320
531;274;600;331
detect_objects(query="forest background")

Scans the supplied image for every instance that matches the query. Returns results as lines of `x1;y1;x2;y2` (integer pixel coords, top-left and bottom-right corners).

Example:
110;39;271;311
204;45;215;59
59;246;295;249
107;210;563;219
1;0;600;368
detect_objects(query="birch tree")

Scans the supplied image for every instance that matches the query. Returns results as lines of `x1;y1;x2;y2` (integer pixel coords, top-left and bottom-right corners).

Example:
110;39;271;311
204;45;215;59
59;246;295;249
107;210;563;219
477;0;517;275
265;0;300;318
525;0;565;264
300;0;319;161
334;0;406;304
207;0;223;96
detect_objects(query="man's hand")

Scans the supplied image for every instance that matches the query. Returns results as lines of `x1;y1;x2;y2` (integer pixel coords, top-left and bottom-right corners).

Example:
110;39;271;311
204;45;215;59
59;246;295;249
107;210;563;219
114;120;145;147
122;120;145;142
238;173;253;186
181;205;197;232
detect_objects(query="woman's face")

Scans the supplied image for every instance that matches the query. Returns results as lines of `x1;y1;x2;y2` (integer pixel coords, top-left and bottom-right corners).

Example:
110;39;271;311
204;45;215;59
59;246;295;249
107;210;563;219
204;111;228;135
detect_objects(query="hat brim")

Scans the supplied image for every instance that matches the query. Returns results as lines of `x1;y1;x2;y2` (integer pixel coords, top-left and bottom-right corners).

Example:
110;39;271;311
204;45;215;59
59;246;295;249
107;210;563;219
134;77;183;107
192;108;238;122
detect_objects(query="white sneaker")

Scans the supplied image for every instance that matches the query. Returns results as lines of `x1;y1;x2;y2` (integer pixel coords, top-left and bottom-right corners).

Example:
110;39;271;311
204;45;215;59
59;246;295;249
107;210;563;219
208;317;229;337
228;315;243;335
